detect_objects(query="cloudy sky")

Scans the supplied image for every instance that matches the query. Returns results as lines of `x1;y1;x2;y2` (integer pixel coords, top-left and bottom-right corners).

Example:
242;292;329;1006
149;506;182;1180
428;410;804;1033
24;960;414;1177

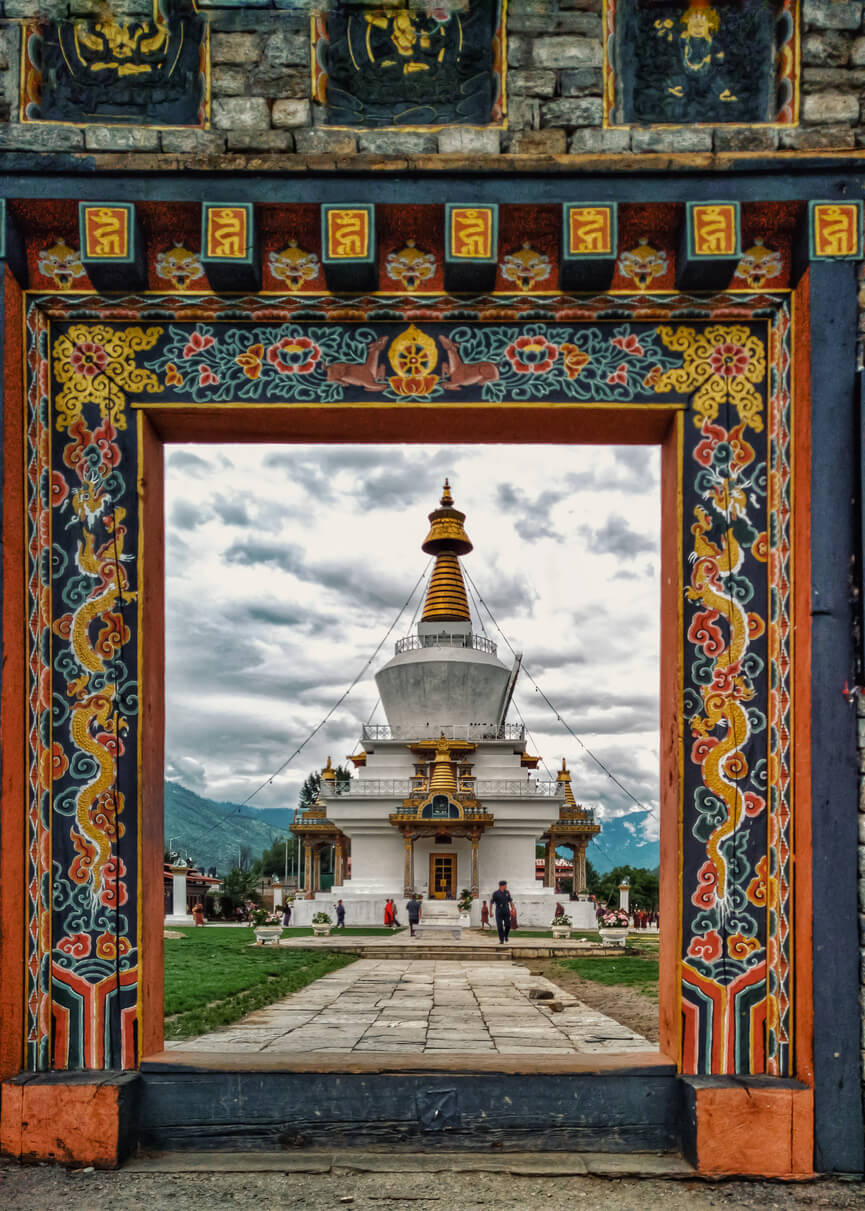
164;443;661;849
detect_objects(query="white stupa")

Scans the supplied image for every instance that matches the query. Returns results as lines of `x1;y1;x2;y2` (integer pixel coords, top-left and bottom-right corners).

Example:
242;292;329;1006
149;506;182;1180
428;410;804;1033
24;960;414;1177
291;481;599;928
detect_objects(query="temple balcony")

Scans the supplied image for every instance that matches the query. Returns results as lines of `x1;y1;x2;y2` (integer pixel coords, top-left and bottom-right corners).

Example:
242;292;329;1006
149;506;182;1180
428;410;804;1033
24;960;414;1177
362;722;525;742
394;633;498;656
322;778;563;798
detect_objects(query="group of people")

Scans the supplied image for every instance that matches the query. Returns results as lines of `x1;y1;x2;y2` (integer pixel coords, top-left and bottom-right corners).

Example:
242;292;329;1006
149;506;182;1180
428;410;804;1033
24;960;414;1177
384;898;401;929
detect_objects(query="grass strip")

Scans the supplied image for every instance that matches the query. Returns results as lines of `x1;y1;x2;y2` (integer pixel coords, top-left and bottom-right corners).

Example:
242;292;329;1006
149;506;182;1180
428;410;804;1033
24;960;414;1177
556;955;660;1000
164;927;355;1039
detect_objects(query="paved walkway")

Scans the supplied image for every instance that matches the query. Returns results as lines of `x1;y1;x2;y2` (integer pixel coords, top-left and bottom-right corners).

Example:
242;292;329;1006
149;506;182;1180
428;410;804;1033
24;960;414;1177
167;960;653;1056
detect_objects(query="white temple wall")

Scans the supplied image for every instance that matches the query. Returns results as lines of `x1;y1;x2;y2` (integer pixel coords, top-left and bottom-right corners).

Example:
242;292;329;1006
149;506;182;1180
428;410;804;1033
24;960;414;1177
412;836;473;897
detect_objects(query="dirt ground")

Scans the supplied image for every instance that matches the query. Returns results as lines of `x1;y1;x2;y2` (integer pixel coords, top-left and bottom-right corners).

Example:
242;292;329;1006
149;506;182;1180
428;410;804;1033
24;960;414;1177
529;959;659;1043
2;1162;865;1210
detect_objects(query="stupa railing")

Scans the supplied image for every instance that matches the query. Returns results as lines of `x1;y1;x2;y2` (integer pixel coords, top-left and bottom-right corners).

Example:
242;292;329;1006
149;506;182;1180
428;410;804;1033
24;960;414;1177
362;723;525;742
322;778;562;798
394;633;498;656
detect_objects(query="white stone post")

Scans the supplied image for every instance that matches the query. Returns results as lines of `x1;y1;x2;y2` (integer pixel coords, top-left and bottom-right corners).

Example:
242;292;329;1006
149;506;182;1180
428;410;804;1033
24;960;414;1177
165;866;194;925
272;881;283;909
618;877;630;913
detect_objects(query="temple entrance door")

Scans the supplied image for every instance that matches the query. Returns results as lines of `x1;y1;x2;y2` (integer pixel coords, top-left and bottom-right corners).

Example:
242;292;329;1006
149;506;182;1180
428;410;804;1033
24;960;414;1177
429;853;456;899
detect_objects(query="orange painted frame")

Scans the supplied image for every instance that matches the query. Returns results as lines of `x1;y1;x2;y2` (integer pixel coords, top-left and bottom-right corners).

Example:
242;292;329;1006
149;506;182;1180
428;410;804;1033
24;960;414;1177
0;284;814;1173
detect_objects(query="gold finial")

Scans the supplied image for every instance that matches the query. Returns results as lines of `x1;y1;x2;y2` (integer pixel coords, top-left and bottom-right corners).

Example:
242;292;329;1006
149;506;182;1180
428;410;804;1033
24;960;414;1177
557;759;578;813
421;480;472;623
321;756;336;782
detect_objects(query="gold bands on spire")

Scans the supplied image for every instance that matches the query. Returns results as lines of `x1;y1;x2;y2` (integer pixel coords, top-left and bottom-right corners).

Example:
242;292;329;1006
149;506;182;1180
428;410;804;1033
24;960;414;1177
420;480;473;622
428;735;458;796
422;552;471;622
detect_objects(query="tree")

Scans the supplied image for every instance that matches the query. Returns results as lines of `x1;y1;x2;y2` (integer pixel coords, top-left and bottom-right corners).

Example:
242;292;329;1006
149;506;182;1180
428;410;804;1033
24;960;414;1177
593;864;659;912
256;834;300;880
221;866;260;909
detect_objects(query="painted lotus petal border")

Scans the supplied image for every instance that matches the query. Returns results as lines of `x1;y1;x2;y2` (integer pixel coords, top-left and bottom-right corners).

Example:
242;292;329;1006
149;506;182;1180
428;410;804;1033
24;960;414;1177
24;297;792;1075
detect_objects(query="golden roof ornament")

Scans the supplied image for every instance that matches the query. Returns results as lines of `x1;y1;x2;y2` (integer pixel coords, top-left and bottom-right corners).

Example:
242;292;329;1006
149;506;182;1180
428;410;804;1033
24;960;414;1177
427;733;458;796
421;479;472;622
321;756;336;783
557;758;578;814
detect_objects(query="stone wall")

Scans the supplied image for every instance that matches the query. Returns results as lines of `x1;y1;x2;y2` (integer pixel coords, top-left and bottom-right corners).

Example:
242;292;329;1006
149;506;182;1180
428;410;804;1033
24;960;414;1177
2;1;865;162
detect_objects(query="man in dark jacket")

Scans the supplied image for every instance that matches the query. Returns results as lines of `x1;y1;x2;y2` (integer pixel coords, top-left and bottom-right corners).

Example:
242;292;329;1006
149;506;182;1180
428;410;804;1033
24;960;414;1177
490;880;513;944
406;896;422;937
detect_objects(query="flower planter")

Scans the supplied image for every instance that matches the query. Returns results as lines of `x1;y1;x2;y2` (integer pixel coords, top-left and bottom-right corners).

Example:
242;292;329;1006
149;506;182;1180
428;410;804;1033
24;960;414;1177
312;924;332;937
551;926;572;939
253;926;283;946
458;913;471;928
598;927;628;945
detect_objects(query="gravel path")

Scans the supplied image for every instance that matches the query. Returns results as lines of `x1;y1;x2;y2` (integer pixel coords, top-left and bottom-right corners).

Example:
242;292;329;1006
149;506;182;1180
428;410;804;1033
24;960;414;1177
3;1161;864;1211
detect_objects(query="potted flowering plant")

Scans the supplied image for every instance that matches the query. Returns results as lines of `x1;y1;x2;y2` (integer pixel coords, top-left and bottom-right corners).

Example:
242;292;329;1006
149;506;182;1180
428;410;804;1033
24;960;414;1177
598;908;630;945
457;888;473;924
551;908;572;939
252;907;283;945
312;911;333;937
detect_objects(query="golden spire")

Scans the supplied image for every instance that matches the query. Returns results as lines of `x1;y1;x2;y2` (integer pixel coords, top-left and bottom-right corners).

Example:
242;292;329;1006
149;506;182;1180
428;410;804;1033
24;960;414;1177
421;479;472;623
428;734;458;796
321;756;336;783
557;758;578;816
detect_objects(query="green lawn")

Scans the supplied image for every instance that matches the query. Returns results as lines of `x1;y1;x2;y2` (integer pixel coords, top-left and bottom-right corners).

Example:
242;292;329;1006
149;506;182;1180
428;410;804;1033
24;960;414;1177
164;927;355;1040
556;955;660;1000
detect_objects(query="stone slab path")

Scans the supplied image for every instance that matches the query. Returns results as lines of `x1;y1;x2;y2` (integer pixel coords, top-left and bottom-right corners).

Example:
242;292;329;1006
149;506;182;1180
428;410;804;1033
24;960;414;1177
167;959;654;1055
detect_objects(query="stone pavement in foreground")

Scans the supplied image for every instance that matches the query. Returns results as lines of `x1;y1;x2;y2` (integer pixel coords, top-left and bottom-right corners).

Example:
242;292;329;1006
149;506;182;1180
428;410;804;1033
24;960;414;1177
167;960;654;1055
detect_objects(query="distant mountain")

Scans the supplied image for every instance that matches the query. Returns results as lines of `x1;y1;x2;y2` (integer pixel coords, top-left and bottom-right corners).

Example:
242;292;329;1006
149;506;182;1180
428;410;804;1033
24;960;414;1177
584;809;659;873
164;781;294;874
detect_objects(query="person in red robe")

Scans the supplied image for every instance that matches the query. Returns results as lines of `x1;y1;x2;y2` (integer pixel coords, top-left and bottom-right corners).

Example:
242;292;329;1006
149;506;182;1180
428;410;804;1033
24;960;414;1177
480;900;490;930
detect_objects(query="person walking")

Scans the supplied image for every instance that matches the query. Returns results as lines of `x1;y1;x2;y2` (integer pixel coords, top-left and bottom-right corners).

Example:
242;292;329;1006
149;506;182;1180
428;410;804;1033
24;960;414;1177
384;899;394;927
336;899;346;929
282;902;292;928
480;900;490;931
510;899;518;933
490;880;514;944
406;895;421;937
191;902;205;927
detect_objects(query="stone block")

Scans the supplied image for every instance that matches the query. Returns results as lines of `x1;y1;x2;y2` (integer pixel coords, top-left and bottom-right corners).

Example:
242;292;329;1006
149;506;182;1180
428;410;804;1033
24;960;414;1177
357;131;438;155
507;6;551;34
509;128;567;154
294;128;358;155
0;122;83;150
227;129;294;152
780;123;856;148
532;36;602;69
438;127;501;155
541;97;602;126
802;31;852;66
507;95;541;131
161;130;227;156
272;99;311;128
803;0;863;30
852;37;865;66
803;67;865;88
631;127;712;153
212;97;271;132
508;70;557;97
559;67;603;95
713;127;780;152
507;35;531;68
567;127;630;153
555;13;602;37
84;126;160;152
211;33;263;66
213;67;248;97
264;28;309;68
802;91;860;122
252;67;308;97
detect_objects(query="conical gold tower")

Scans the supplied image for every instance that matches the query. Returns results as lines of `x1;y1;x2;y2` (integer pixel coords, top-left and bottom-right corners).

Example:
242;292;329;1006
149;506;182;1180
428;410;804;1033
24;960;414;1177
421;479;472;623
427;734;458;796
557;758;579;817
